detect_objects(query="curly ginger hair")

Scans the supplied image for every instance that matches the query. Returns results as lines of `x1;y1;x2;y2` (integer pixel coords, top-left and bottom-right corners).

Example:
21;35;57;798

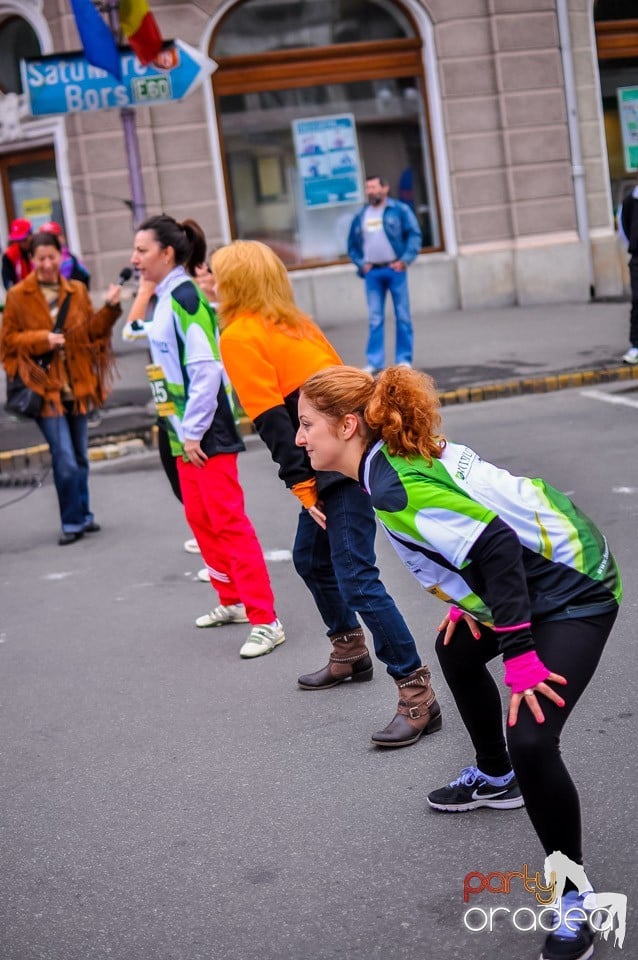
301;365;446;462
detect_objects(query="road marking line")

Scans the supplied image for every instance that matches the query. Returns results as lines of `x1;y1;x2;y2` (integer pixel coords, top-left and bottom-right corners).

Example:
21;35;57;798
264;549;293;562
580;388;638;409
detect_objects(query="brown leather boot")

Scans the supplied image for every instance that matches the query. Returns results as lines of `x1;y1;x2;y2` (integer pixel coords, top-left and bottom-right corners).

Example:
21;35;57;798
298;627;373;689
371;666;441;747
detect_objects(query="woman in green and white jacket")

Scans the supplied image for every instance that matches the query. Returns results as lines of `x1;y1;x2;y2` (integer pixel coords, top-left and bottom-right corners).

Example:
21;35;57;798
295;363;621;960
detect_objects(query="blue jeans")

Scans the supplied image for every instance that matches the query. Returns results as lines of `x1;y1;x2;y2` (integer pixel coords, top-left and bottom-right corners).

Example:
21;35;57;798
36;410;94;534
292;478;422;678
364;266;413;370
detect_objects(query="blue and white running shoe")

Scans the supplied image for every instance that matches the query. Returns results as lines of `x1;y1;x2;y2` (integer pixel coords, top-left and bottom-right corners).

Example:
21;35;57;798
427;765;525;812
540;890;595;960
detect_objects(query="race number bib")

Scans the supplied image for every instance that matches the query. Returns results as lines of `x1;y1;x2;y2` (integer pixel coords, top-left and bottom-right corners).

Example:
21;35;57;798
145;364;176;417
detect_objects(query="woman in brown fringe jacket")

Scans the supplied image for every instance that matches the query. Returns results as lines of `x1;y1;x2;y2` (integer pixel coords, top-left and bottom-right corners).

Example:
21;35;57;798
0;231;122;545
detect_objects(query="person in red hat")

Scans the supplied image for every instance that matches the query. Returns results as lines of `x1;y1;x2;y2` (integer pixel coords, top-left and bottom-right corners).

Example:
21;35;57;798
40;221;91;288
2;218;33;290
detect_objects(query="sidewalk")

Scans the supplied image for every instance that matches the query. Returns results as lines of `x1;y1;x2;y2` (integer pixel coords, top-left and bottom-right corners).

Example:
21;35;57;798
1;298;635;476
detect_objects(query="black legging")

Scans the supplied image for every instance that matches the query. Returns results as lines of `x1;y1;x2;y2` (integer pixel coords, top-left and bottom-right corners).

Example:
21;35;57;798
435;610;617;864
157;422;182;503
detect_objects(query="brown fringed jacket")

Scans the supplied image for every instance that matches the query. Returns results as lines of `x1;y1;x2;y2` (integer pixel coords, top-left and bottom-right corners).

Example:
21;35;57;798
0;271;122;416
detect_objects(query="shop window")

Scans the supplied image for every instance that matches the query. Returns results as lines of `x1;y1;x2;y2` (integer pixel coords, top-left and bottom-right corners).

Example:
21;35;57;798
595;5;638;209
212;0;440;267
0;16;41;94
0;146;64;233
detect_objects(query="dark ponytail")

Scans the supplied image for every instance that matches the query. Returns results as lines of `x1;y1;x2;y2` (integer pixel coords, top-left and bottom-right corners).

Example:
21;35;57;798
138;213;207;276
180;219;207;276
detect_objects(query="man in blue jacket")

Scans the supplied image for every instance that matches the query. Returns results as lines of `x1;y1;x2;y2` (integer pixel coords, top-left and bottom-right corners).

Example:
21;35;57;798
347;175;422;373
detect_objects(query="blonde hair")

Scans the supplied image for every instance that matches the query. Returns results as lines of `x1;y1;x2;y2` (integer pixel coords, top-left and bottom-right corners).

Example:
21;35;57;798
301;365;446;461
211;240;316;336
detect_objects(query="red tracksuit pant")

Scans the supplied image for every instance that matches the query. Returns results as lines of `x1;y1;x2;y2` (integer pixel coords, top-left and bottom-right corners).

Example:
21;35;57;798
176;453;276;625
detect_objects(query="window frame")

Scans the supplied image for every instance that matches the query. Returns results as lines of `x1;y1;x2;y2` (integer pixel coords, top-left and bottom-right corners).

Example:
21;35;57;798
596;20;638;59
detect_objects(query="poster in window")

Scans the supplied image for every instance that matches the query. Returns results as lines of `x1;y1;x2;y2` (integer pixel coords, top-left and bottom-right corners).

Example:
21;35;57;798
292;114;363;209
618;87;638;172
23;197;53;231
255;155;286;202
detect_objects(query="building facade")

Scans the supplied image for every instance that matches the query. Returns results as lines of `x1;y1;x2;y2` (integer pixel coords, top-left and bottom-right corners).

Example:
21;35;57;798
0;0;629;317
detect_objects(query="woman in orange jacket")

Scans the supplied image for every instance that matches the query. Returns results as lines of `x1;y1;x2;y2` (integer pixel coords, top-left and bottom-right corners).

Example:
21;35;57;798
1;230;122;544
212;240;439;747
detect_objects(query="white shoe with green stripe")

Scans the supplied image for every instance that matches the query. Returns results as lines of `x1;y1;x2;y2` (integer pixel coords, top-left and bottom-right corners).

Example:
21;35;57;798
240;620;285;658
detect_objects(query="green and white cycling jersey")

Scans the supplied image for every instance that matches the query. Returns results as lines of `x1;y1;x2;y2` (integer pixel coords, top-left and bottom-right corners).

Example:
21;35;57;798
146;267;242;459
360;439;622;624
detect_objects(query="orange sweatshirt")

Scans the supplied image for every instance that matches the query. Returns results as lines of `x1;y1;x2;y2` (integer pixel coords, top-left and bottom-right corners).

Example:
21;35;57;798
220;313;342;507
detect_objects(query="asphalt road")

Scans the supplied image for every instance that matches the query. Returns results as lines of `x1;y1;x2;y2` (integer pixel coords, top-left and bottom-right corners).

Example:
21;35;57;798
1;384;636;960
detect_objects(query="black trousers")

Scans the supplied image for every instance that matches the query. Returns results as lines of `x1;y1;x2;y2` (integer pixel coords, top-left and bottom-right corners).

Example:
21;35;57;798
629;256;638;347
157;422;182;503
435;610;617;863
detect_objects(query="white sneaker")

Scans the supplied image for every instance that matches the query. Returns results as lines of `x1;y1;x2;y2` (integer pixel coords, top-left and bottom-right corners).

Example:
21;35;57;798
362;364;380;375
622;346;638;365
184;538;201;554
197;568;210;582
239;620;285;658
195;604;249;628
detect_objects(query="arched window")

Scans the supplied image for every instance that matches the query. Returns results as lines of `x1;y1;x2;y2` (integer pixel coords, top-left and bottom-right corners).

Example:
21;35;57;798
0;18;61;237
0;15;40;93
211;0;441;267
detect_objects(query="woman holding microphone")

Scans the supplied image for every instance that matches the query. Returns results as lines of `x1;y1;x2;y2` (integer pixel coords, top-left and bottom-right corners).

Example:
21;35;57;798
130;216;283;658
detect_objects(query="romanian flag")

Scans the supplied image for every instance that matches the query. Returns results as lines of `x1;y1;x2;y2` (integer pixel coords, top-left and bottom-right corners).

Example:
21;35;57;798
69;0;122;80
120;0;163;65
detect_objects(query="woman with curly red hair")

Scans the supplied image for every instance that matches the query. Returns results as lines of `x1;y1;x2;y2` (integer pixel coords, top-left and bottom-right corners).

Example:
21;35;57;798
297;363;621;960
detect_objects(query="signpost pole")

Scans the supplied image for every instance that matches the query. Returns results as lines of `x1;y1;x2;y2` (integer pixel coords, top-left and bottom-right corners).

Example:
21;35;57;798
106;0;147;227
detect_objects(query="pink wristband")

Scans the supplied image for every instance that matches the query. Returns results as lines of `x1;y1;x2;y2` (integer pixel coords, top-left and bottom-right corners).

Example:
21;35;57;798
449;606;464;623
503;650;551;693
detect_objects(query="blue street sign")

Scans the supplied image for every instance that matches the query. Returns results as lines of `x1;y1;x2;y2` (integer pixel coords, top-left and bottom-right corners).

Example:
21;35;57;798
21;40;217;117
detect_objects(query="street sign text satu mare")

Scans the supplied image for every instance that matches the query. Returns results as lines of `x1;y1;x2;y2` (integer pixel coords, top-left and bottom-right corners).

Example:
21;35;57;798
21;40;217;117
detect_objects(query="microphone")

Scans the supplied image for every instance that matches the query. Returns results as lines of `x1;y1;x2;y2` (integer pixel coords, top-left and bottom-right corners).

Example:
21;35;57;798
117;266;133;286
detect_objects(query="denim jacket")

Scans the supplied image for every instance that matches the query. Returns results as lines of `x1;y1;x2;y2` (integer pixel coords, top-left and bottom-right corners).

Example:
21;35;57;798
347;198;422;277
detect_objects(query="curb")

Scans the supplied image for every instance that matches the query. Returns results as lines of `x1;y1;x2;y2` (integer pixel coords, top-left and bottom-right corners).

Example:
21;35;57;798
2;362;637;482
0;414;256;485
437;362;638;406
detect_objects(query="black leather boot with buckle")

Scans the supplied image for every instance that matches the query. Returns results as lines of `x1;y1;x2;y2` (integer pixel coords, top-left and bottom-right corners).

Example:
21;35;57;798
371;666;442;747
297;627;373;689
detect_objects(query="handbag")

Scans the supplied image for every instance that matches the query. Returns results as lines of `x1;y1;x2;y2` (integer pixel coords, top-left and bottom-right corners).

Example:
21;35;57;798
5;371;45;418
4;293;72;419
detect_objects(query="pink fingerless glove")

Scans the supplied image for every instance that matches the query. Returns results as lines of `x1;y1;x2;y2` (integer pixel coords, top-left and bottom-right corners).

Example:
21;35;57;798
503;650;551;693
449;606;464;623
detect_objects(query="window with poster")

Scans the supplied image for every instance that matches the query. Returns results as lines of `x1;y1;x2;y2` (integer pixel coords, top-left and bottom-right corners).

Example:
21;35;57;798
211;0;442;268
0;146;65;235
0;17;65;240
595;1;638;211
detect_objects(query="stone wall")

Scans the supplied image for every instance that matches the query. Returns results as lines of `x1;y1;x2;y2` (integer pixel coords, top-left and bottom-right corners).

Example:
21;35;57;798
424;0;619;303
39;0;621;303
